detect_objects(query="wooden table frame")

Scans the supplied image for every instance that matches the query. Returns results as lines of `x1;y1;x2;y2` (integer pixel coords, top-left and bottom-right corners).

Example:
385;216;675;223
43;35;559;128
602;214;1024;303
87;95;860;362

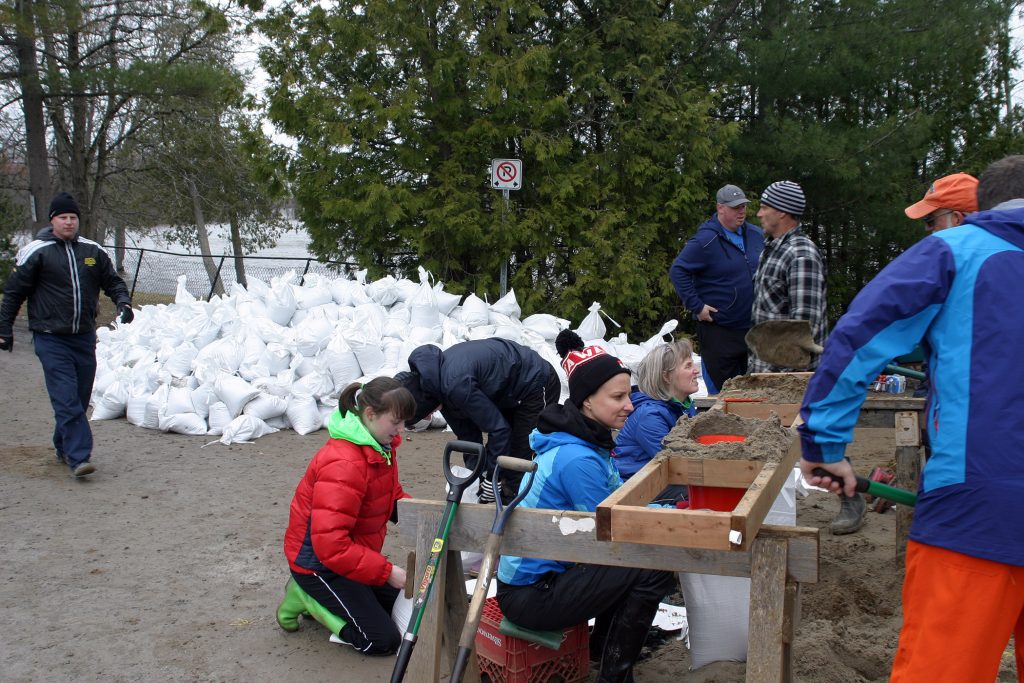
396;499;820;683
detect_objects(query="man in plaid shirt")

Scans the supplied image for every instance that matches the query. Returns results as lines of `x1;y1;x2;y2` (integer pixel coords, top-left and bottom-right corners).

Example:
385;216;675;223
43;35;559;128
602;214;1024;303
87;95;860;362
749;181;827;374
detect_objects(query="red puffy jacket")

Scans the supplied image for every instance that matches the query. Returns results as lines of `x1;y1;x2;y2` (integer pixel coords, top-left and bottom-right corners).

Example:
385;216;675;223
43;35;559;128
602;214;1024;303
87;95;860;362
284;431;408;586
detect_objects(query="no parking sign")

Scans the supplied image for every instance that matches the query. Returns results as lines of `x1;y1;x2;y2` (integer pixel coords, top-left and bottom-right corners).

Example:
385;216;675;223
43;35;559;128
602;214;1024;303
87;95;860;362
490;159;522;190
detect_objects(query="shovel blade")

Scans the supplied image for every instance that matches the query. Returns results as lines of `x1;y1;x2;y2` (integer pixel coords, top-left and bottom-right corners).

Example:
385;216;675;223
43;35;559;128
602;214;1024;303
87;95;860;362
745;319;823;369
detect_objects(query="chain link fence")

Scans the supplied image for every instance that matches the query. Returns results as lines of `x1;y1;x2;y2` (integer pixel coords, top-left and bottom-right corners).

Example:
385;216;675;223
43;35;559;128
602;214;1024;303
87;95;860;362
110;246;359;306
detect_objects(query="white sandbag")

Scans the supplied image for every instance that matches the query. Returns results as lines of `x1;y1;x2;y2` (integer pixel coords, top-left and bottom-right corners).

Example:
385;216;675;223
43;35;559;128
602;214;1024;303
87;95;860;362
383;306;411;340
286;394;322;435
366;275;400;307
165;384;196;415
252;372;295;399
408;325;443;344
159;410;209;436
319;403;335;428
257;343;292;376
174;274;196;304
394;278;419;303
293;274;334;310
381;338;404;370
218;414;278;444
291;353;317;378
266;274;298;326
192;338;243;384
292;370;335;402
320;344;363;389
191;382;218;419
345;305;387;376
432;283;462;316
448;466;484;574
183;310;220;349
678;573;749;670
467;325;497;340
91;370;132;420
236;333;269;381
162;341;199;378
461;294;490;327
264;414;290;430
142;385;170;430
243;393;289;421
213;375;261;418
292;310;334;357
206;401;232;435
522;313;569;340
391;591;414;635
490;288;521;319
126;395;150;427
408;267;441;330
576;301;607;341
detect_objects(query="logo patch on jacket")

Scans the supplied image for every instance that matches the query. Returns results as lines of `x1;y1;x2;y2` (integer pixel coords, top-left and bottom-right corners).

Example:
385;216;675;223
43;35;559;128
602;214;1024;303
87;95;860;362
84;257;96;266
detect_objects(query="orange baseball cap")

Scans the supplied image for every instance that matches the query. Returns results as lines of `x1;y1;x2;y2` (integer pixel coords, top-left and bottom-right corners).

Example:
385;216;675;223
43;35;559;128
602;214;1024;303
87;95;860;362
905;173;979;219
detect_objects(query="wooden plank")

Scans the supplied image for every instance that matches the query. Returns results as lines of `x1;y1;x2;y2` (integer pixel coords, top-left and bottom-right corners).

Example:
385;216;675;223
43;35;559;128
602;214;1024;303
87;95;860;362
397;500;820;583
746;537;790;683
730;437;801;550
724;401;800;426
442;549;479;683
895;444;921;562
408;512;444;683
609;505;734;550
666;457;759;487
596;458;667;540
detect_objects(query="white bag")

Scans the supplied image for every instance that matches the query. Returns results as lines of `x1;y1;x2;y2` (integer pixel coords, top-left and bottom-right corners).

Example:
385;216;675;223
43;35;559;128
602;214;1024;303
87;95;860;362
158;410;209;436
206;401;233;435
218;415;278;444
678;573;749;670
213;375;261;418
461;294;490;327
522;313;569;340
490;288;521;319
243;393;289;421
432;283;462;316
286;394;322;435
576;302;607;341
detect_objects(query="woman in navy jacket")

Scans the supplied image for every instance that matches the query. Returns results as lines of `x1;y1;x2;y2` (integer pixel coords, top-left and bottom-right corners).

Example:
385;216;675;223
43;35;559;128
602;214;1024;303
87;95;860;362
613;339;700;480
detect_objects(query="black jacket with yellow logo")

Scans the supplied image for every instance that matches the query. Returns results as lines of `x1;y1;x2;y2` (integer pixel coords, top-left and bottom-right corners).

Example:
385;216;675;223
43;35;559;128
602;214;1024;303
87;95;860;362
0;226;131;336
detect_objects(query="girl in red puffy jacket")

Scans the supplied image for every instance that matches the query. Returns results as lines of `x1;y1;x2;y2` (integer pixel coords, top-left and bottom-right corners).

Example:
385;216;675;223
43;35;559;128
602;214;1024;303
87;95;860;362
279;376;416;654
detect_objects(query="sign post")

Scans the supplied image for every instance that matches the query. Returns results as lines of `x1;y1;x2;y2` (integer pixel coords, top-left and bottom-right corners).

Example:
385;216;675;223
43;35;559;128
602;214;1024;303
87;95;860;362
490;159;523;297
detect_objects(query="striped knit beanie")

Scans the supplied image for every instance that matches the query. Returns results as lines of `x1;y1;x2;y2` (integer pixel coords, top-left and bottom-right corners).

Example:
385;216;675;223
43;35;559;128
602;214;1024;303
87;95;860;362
760;181;805;217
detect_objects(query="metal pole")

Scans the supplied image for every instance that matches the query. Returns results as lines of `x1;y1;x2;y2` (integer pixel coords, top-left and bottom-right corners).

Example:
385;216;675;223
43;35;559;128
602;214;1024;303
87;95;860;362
500;189;509;297
208;256;226;300
300;258;313;286
130;248;143;299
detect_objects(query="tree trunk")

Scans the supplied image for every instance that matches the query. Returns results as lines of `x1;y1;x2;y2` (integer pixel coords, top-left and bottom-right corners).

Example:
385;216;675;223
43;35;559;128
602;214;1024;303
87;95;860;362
228;211;247;289
114;224;126;274
186;177;224;297
15;0;51;228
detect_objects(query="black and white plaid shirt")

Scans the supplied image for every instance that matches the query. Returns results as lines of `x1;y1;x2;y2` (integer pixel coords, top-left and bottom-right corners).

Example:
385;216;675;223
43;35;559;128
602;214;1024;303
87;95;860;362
749;226;828;373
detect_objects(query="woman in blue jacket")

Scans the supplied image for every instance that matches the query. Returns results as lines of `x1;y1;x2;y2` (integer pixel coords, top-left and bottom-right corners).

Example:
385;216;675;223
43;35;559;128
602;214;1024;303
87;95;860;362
497;333;676;683
613;339;700;480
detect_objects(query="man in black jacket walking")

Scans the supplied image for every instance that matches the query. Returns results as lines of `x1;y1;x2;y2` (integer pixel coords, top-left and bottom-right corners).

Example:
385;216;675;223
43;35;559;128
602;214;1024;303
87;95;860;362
0;193;134;477
397;338;560;503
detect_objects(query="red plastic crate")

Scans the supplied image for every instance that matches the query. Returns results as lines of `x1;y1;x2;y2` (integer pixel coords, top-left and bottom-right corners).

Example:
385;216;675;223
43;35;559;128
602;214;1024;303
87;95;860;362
475;597;590;683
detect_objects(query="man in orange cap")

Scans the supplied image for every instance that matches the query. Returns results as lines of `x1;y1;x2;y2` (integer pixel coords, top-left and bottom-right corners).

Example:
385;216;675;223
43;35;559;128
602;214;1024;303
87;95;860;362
904;172;979;233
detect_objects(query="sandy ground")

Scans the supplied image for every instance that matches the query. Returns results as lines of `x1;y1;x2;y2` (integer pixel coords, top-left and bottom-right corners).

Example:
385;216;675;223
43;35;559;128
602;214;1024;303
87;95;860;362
0;316;1018;682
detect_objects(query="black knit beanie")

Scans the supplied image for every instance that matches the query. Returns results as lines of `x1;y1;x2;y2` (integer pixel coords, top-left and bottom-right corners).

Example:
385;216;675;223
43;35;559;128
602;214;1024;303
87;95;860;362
49;192;80;220
560;345;630;408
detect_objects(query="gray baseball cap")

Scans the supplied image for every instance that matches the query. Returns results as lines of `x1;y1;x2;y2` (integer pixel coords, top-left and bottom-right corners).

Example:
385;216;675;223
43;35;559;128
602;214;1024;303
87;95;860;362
716;184;748;207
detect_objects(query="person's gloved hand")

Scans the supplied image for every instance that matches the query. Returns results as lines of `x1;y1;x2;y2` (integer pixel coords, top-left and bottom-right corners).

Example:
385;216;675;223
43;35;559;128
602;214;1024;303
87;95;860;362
117;304;134;325
0;335;12;352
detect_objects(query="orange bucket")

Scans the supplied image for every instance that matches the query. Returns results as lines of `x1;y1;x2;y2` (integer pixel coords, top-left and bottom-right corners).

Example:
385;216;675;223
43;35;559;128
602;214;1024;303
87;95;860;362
689;434;747;511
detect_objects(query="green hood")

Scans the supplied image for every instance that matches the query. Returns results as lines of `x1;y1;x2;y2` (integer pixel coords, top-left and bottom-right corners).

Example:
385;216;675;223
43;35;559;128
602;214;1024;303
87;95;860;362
327;409;392;464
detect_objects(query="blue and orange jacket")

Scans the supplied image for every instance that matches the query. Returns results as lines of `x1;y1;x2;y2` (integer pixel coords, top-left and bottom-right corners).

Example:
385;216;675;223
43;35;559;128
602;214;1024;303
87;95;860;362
798;202;1024;566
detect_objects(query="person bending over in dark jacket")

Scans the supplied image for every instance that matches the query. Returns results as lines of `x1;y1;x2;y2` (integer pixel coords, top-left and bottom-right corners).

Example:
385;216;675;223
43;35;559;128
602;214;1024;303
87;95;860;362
497;342;677;683
278;377;415;655
613;338;700;481
396;338;560;504
0;192;133;478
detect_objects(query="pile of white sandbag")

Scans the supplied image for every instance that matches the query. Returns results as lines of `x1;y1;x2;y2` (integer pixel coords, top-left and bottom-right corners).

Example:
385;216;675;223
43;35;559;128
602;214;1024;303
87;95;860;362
91;267;703;444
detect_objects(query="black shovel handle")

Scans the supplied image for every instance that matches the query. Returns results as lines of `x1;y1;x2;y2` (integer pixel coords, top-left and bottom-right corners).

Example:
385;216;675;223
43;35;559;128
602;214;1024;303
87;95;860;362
443;440;485;503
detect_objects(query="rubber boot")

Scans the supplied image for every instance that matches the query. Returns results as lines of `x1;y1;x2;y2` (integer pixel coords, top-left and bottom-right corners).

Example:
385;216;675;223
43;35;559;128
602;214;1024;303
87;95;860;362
596;598;660;683
276;578;306;632
831;492;867;535
276;578;349;636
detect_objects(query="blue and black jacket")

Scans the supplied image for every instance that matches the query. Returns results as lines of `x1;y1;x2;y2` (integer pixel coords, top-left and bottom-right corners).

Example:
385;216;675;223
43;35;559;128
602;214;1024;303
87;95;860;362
798;202;1024;566
612;390;695;479
669;215;764;329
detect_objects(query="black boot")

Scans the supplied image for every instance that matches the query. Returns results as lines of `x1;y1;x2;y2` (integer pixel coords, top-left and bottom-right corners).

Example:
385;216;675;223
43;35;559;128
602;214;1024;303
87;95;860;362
596;597;661;683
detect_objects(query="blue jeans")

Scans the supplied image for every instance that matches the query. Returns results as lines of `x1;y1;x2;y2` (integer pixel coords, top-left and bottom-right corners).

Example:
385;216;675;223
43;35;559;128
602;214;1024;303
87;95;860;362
33;331;96;468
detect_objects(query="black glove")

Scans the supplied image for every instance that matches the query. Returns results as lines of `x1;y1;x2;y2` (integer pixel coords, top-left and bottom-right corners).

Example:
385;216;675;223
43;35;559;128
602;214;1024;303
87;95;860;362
118;304;134;325
0;335;11;352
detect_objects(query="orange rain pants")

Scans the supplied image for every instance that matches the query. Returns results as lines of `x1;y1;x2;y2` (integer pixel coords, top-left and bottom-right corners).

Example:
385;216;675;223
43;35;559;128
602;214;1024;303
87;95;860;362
891;540;1024;682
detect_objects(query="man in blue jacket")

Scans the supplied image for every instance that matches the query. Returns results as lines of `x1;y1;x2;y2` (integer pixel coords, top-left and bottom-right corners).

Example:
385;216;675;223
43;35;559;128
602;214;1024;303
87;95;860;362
396;339;559;503
798;155;1024;680
0;193;133;477
670;184;764;393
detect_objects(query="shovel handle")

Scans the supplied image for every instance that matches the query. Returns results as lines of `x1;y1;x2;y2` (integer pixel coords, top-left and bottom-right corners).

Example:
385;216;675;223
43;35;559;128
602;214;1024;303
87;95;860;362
443;441;485;503
812;468;917;507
